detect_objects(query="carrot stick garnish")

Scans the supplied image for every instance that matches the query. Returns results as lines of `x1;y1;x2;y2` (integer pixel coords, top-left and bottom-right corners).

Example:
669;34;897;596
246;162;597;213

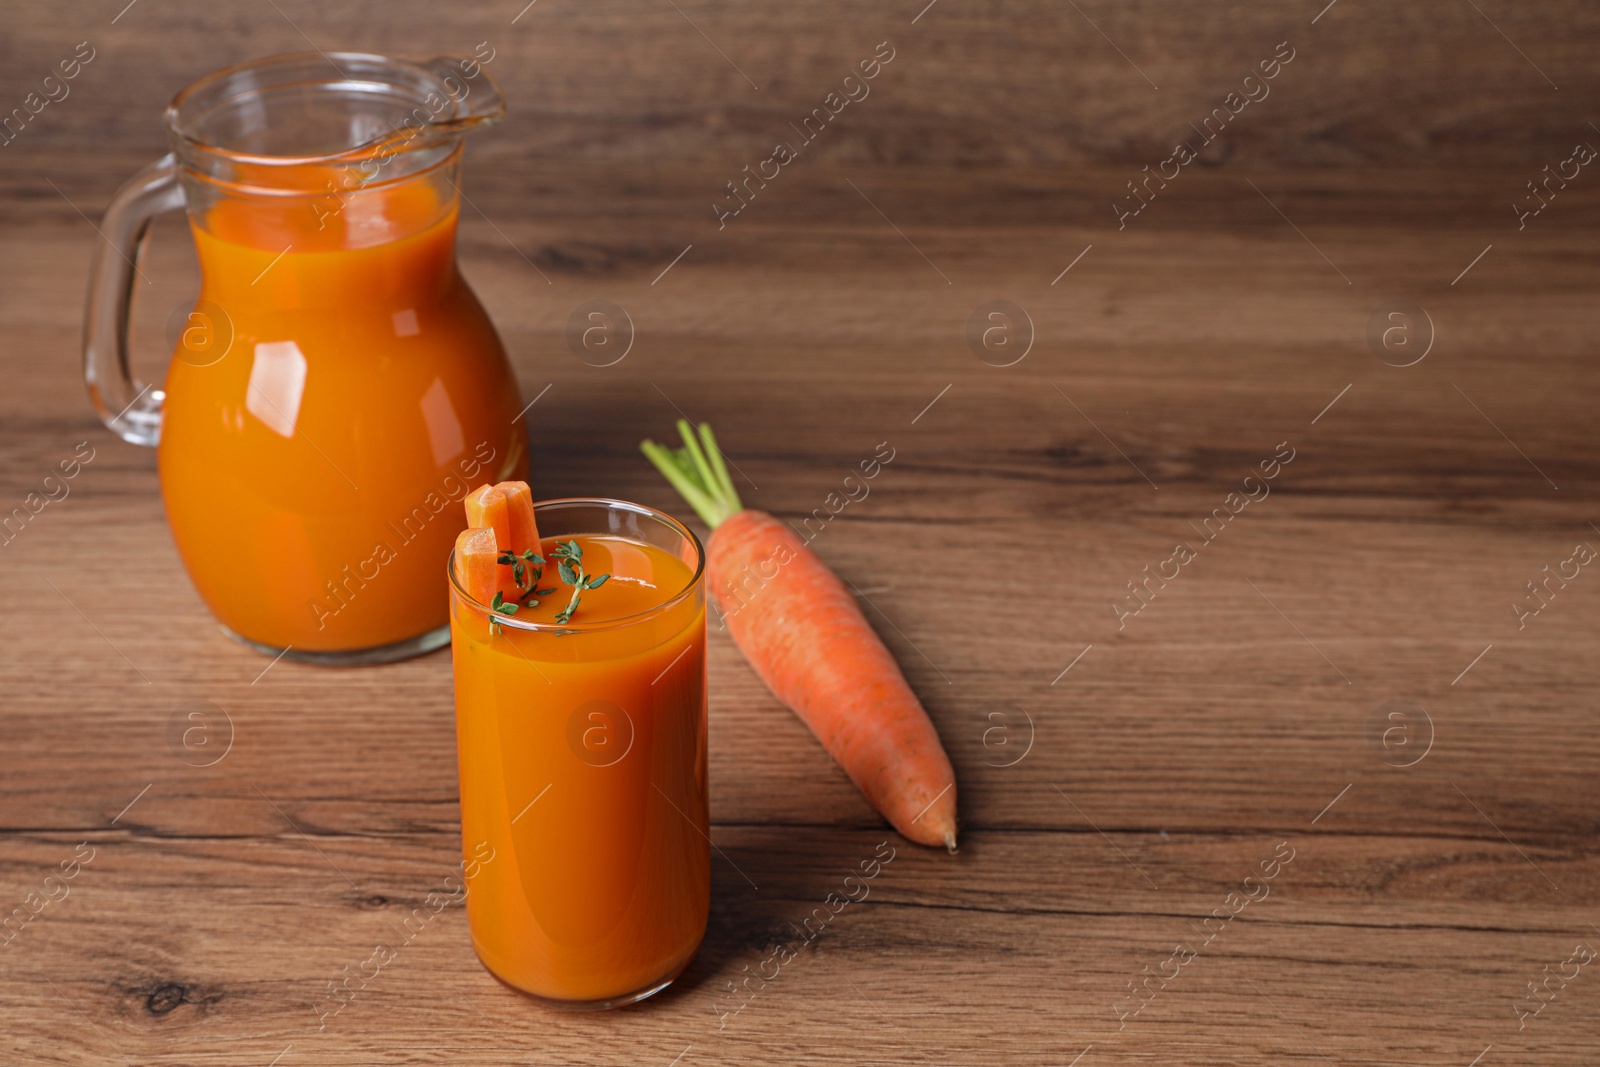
462;481;560;624
464;483;509;540
642;421;958;851
494;481;542;556
453;527;500;607
463;484;514;597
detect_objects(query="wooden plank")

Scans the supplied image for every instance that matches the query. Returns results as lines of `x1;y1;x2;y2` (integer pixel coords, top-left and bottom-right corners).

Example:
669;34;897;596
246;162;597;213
4;1;1600;1063
3;1;1597;176
1;829;1596;1064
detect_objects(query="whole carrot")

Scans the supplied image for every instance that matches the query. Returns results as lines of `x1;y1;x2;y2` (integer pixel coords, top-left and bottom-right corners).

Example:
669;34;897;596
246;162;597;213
643;421;957;851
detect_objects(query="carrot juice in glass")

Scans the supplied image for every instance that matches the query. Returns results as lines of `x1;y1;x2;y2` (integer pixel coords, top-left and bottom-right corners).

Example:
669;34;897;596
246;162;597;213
449;499;709;1007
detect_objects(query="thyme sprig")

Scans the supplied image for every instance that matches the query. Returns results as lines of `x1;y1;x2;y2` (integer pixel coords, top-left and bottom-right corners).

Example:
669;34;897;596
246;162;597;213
488;589;514;636
550;539;610;625
483;542;607;634
487;549;555;635
497;548;554;604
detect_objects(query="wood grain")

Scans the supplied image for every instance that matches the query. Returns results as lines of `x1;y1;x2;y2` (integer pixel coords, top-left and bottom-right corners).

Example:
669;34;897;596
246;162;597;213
3;1;1600;1064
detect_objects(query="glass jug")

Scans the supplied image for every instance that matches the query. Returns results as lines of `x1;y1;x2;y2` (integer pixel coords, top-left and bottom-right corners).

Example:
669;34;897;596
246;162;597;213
83;52;527;664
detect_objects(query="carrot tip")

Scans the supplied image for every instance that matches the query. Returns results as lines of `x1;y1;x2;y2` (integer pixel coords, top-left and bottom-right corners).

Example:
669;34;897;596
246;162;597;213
943;831;958;855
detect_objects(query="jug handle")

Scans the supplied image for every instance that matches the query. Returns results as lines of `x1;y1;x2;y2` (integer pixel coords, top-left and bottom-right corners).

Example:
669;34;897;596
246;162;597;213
83;153;186;447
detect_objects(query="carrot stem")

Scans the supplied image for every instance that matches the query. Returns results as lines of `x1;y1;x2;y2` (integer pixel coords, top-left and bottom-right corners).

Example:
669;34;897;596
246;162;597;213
641;439;724;528
644;421;746;529
671;450;701;496
698;423;742;512
676;420;723;513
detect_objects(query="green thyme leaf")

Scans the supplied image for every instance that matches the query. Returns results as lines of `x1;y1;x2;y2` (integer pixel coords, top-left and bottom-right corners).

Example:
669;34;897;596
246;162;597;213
551;541;607;623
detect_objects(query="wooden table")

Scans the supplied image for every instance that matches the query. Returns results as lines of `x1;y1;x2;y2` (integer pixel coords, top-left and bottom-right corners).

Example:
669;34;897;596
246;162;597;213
4;2;1598;1063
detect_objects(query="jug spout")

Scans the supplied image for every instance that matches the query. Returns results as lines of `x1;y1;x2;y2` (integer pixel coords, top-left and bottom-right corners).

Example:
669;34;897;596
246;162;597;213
347;53;507;165
163;51;506;194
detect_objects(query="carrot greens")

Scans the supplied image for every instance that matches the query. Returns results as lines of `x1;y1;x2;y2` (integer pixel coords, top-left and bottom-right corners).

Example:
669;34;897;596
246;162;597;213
640;420;744;529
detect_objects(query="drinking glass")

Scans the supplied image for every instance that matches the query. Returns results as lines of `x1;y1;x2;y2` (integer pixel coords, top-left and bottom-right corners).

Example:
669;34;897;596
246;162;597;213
448;499;709;1007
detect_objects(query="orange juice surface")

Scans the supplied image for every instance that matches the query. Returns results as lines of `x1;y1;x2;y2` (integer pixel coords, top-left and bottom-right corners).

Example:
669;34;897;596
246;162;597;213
451;533;709;1003
158;165;525;652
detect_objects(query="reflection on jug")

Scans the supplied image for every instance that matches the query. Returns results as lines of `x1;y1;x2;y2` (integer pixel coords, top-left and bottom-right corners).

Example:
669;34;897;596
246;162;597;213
82;52;527;663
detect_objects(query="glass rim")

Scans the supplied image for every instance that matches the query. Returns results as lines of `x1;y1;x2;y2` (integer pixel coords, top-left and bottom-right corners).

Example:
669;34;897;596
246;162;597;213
446;497;706;635
164;51;498;169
